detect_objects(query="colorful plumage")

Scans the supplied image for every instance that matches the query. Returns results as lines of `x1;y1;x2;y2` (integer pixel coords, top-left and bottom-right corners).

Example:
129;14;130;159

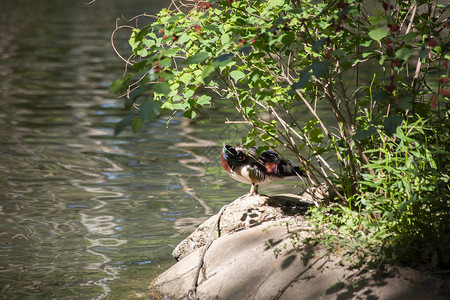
221;143;304;195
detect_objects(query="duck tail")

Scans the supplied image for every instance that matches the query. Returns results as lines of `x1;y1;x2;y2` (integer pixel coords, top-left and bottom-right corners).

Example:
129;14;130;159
277;160;304;177
293;165;304;177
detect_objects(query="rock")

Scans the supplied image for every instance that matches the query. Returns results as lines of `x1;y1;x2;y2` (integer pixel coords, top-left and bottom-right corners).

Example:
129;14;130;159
154;188;450;299
172;193;314;261
157;218;322;299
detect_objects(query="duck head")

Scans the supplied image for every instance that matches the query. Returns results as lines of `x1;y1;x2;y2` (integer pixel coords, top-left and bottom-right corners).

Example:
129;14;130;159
221;143;247;168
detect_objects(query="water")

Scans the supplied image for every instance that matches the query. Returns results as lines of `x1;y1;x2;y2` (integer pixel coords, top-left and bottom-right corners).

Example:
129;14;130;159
0;0;305;298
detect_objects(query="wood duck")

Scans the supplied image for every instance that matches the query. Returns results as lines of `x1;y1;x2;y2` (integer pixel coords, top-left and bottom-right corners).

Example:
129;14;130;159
221;143;304;195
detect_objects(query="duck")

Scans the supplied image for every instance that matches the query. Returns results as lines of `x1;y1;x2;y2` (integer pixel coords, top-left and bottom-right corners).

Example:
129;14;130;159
221;143;304;195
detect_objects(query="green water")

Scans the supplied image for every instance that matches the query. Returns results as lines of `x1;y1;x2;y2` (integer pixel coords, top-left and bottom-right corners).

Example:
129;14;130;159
0;0;305;298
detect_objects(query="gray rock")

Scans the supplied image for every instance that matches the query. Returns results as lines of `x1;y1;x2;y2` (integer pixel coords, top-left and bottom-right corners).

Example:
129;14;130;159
155;187;449;299
172;193;315;261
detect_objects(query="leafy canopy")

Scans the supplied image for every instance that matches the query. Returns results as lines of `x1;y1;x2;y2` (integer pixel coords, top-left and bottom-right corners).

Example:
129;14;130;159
111;0;450;267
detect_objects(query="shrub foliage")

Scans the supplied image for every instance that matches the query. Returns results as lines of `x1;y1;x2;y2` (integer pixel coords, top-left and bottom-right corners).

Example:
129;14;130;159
111;0;450;267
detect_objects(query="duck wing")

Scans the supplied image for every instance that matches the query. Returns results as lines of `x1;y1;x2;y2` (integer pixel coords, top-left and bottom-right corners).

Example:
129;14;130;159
258;149;303;177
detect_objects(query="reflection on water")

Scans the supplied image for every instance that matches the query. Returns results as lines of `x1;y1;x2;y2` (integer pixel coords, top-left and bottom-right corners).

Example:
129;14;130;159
0;0;304;298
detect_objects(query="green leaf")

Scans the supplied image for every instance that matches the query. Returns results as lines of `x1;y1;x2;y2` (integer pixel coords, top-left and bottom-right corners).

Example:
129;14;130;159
368;15;385;26
204;24;220;32
201;64;215;84
237;46;252;55
311;60;329;78
161;102;174;110
178;34;190;45
184;51;210;65
114;114;134;136
368;28;388;42
291;68;311;91
397;95;413;110
179;73;193;84
110;79;126;94
183;110;196;118
166;13;184;23
353;126;376;140
400;32;417;43
312;38;327;51
241;136;256;148
395;47;415;61
140;100;161;121
134;24;152;41
197;95;211;106
221;34;231;45
153;81;172;96
310;127;324;143
158;57;172;67
131;116;144;133
213;53;234;67
268;0;284;7
110;73;133;94
281;32;296;47
383;115;403;136
230;70;245;82
373;90;390;102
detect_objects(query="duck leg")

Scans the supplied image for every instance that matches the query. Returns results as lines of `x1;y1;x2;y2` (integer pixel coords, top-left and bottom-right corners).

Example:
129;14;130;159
250;183;259;195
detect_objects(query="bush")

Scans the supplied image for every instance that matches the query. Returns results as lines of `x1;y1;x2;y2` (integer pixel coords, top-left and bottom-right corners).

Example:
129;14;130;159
111;0;450;267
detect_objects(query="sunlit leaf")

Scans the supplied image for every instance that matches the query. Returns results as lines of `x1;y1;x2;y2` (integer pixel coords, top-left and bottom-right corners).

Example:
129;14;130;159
310;127;324;143
230;70;245;82
197;95;211;106
268;0;284;7
368;28;388;41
